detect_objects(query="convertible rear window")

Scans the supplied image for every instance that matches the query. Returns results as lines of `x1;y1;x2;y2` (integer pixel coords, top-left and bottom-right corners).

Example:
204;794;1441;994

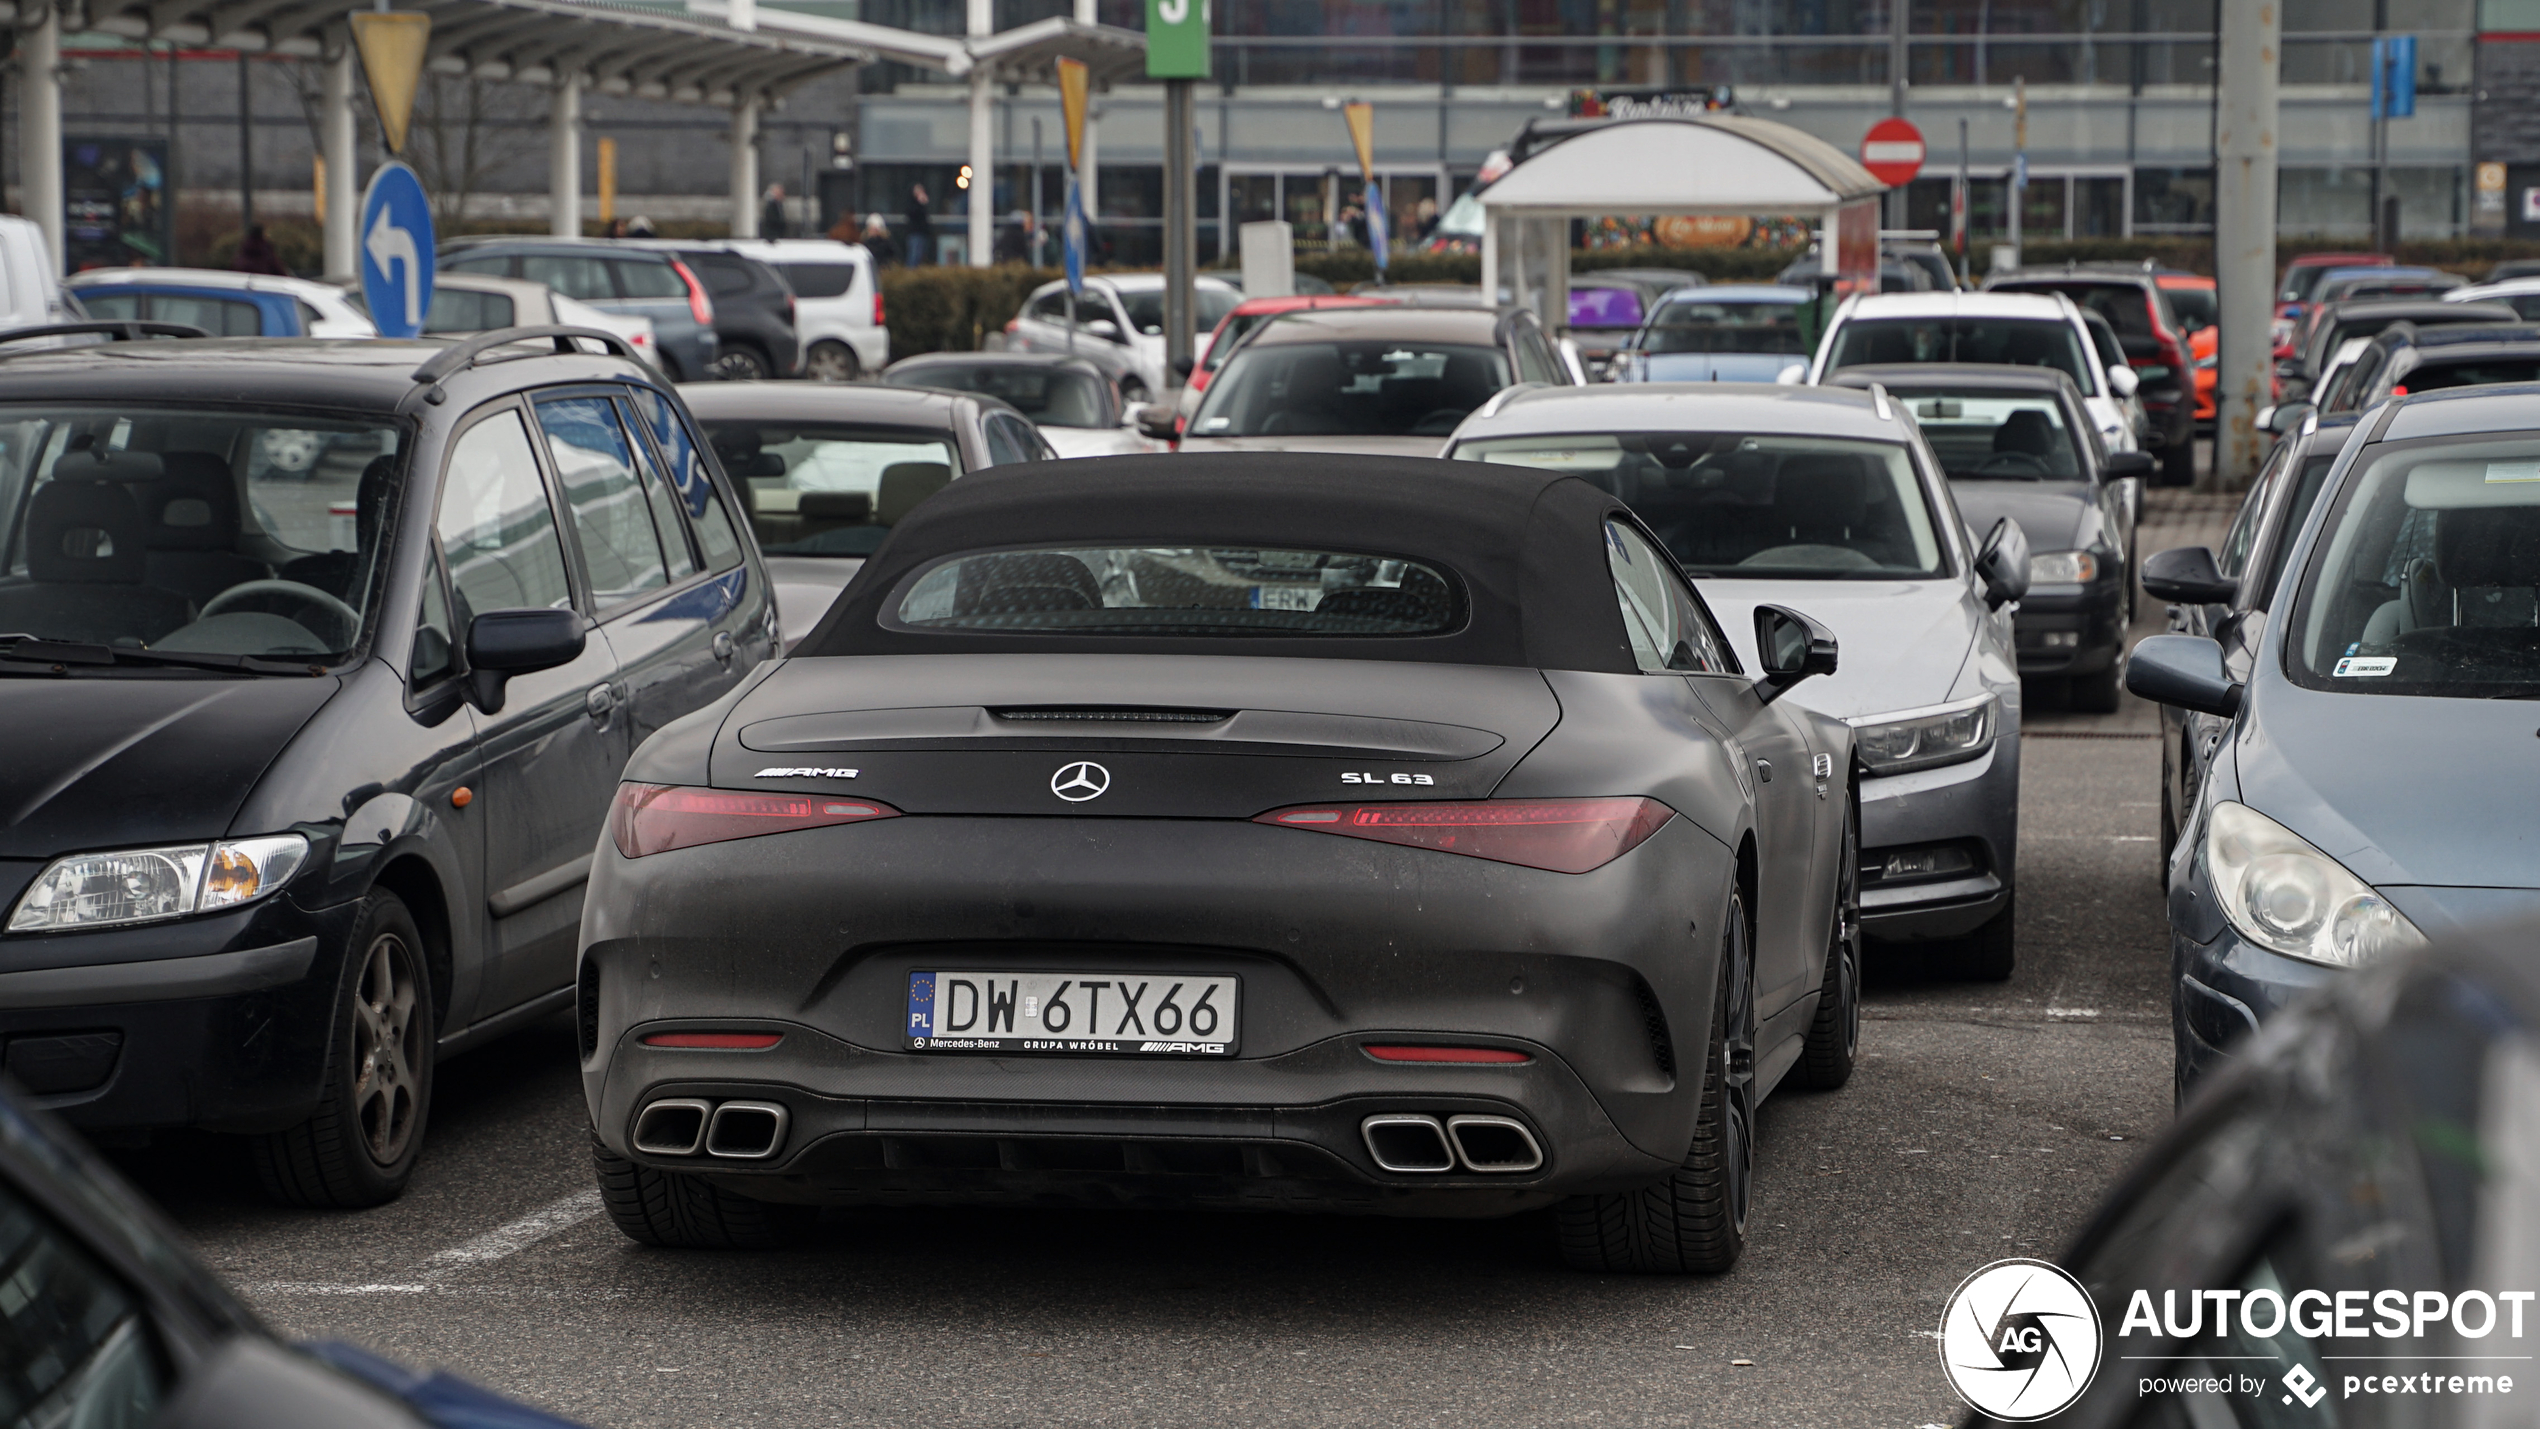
891;545;1463;636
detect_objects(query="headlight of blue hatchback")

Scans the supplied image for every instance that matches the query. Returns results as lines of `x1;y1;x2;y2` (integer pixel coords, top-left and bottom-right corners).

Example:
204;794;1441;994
2203;802;2425;968
7;834;310;932
1848;695;1996;776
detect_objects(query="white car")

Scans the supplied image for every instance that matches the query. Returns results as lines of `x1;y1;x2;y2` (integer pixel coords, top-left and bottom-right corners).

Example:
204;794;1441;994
879;351;1163;458
1807;291;2140;455
700;238;889;381
67;267;375;338
2444;277;2540;321
1004;274;1242;404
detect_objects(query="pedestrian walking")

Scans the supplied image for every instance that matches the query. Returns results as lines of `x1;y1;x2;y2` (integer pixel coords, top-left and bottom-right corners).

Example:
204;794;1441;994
905;183;932;267
862;214;900;267
995;209;1033;265
762;183;790;239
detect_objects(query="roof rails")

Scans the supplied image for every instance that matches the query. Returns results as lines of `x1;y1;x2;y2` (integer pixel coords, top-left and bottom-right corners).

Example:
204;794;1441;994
409;325;642;389
0;320;210;355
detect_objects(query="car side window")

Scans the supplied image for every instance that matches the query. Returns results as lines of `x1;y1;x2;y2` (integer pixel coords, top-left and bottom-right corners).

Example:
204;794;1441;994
2220;444;2289;580
611;260;688;301
1511;325;1557;384
630;390;744;571
150;293;263;336
0;1176;170;1425
436;408;576;621
981;415;1038;467
615;398;701;582
687;254;756;297
442;253;514;279
412;550;459;685
520;255;614;302
536;395;670;611
1605;519;1732;675
1029;290;1070;323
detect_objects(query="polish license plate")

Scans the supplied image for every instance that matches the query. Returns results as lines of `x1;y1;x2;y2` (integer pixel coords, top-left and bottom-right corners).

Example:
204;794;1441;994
906;971;1238;1056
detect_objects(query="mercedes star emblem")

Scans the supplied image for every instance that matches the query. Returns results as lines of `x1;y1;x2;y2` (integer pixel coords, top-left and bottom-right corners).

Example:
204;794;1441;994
1050;761;1111;802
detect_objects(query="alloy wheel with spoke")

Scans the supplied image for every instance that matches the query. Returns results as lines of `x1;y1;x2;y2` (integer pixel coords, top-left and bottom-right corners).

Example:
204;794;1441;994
351;933;421;1165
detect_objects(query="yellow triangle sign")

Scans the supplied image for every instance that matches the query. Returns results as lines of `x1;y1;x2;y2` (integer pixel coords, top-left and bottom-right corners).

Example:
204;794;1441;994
351;12;432;156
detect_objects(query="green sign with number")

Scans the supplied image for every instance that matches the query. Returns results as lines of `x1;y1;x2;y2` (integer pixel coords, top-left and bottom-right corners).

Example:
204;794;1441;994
1146;0;1209;79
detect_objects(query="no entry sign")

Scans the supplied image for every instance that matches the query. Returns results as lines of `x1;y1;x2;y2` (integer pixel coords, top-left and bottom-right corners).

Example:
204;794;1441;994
1860;117;1926;187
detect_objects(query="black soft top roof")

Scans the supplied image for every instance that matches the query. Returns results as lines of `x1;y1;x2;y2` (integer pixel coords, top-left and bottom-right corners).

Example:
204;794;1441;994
792;452;1643;674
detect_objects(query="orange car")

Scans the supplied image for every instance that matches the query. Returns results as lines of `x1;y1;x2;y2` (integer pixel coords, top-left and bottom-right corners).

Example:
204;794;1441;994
2156;273;2219;426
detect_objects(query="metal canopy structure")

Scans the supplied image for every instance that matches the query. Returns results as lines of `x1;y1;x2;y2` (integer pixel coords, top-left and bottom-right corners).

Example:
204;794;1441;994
964;16;1145;88
1478;116;1888;333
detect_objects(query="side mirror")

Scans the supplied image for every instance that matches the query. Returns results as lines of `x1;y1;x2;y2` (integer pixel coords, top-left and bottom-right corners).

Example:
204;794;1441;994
1975;516;2031;610
2105;363;2142;398
1084;318;1123;343
2105;451;2156;481
1170;353;1195;379
2140;545;2238;605
1774;362;1808;385
1133;403;1180;443
1753;603;1838;700
2125;633;2243;717
466;607;585;714
2265;402;2316;435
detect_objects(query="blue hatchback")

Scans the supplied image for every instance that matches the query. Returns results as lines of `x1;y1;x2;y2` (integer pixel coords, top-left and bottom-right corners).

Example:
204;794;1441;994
65;269;375;337
2130;384;2540;1100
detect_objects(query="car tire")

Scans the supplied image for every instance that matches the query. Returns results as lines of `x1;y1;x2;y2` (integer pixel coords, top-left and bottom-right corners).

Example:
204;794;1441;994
592;1137;815;1249
2071;660;2123;714
2159;764;2179;884
805;340;860;383
1962;893;2016;982
710;345;774;382
1796;794;1860;1091
2159;437;2196;487
250;891;435;1209
1554;891;1753;1275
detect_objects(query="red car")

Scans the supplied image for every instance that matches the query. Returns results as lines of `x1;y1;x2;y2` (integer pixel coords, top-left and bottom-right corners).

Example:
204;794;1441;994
2275;251;2391;356
1185;293;1393;405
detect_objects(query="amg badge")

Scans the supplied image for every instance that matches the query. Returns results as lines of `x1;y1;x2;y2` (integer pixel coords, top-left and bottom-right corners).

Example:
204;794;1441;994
754;766;861;779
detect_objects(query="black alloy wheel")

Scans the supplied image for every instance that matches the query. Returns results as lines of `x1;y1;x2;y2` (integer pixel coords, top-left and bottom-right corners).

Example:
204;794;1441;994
711;345;774;381
593;1137;816;1249
252;890;435;1208
1555;890;1754;1274
805;340;860;382
1798;792;1862;1090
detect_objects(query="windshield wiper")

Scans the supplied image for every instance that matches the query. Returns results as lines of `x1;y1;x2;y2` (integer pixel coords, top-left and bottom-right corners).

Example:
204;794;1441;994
0;636;324;674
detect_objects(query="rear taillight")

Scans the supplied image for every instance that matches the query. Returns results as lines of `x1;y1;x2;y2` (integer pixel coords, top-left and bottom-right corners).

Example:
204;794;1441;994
669;259;714;327
610;783;898;858
1364;1045;1531;1064
1254;797;1673;874
642;1031;784;1049
877;291;888;327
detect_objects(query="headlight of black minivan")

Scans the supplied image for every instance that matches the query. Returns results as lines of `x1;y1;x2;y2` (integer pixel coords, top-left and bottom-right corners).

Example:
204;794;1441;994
6;835;310;932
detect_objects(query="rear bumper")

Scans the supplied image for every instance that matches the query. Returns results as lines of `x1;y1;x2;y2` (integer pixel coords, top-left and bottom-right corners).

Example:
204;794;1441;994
578;814;1737;1212
0;898;356;1133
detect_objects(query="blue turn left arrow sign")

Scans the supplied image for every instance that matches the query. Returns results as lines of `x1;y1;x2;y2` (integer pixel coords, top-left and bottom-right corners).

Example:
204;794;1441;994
359;160;435;339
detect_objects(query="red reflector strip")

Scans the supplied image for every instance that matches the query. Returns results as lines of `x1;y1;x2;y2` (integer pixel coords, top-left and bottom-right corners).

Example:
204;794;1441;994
610;783;900;858
1363;1045;1530;1064
1255;797;1674;875
641;1032;784;1049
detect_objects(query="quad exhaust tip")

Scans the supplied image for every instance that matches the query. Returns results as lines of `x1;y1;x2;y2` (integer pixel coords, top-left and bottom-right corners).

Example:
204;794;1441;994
631;1098;711;1156
705;1100;790;1160
1361;1113;1546;1174
631;1098;790;1160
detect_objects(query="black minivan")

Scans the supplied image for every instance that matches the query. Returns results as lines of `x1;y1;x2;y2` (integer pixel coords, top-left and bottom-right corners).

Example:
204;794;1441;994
0;327;776;1206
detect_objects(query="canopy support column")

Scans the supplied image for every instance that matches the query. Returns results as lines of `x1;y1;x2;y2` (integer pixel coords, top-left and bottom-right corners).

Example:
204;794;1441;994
730;95;760;238
965;0;993;266
322;44;357;277
550;75;582;238
19;2;61;275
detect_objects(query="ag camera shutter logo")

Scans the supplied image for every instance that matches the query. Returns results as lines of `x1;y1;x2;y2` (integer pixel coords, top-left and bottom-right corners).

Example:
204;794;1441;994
1940;1258;2103;1421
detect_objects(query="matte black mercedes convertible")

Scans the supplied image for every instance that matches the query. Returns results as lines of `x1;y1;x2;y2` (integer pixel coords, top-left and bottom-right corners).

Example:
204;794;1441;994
577;454;1860;1273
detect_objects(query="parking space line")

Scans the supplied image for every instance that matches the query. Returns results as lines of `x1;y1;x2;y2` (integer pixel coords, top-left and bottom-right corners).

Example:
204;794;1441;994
418;1189;603;1281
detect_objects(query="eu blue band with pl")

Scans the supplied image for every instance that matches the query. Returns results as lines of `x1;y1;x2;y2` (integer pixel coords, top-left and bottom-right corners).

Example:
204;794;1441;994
359;160;436;341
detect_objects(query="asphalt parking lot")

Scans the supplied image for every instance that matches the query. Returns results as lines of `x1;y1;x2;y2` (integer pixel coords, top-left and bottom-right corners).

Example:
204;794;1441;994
106;487;2236;1429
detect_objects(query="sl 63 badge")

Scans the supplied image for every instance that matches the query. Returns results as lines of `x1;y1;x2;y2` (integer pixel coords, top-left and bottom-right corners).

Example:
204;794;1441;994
1341;772;1436;785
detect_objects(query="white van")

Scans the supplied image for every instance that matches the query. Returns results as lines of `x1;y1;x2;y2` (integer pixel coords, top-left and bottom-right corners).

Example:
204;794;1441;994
711;239;888;381
0;216;78;333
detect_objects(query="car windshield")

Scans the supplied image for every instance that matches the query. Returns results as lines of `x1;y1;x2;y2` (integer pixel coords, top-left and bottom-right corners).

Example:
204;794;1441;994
2164;285;2216;330
1190;341;1512;439
1201;311;1271;373
0;405;403;660
1455;432;1946;579
1116;286;1242;337
2398;356;2540;394
1824;317;2093;388
892;545;1463;636
701;421;960;559
1633;299;1809;354
887;364;1109;427
2290;434;2540;696
1893;391;2087;480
